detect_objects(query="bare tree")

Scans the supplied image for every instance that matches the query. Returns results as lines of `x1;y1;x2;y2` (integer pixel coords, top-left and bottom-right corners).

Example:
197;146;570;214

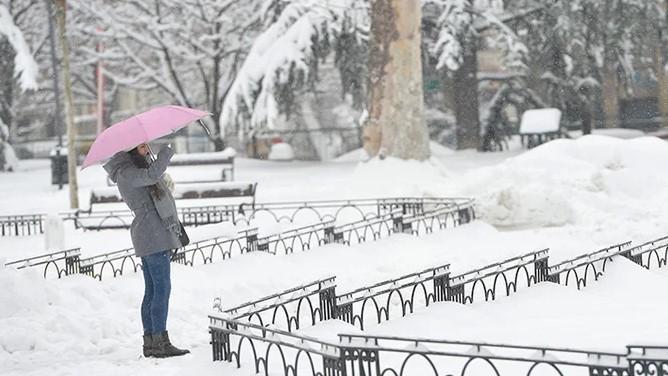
70;0;263;150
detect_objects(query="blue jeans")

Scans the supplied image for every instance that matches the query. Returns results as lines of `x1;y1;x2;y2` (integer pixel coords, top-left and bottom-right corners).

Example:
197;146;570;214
141;250;171;335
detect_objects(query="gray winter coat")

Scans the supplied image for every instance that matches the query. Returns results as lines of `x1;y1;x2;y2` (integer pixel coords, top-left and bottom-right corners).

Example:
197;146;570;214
103;146;182;257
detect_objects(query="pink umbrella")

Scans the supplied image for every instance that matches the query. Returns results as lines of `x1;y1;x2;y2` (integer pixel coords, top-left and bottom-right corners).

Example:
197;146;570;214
81;105;210;169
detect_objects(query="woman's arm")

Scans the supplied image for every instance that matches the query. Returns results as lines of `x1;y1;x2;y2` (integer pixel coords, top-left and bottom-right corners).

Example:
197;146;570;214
118;146;175;187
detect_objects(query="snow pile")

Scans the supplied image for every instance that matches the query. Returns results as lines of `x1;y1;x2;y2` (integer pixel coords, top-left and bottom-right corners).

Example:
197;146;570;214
268;142;295;161
0;265;135;365
348;156;455;199
336;142;454;163
463;136;668;228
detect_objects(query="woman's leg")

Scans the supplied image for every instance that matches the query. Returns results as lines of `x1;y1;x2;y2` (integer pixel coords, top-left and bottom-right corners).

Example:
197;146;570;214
146;250;171;334
144;250;189;357
140;257;155;335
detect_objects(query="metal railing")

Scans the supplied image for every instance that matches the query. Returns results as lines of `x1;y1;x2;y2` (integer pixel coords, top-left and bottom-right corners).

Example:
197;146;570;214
216;276;337;332
209;236;668;376
1;197;476;235
447;249;550;304
4;248;80;278
76;229;256;280
547;241;633;288
335;264;450;330
209;317;665;376
0;214;44;236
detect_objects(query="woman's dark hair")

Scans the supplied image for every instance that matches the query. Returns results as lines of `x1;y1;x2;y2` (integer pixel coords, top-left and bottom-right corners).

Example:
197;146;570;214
128;147;164;199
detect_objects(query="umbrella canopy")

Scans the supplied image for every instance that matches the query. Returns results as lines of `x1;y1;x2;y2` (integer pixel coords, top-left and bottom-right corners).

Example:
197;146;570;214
81;105;210;169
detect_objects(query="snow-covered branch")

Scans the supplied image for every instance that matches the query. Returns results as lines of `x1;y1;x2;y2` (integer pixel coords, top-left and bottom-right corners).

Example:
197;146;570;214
220;0;368;136
0;5;38;91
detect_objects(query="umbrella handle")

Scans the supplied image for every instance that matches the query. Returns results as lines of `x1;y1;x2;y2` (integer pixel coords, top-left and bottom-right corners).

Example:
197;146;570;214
198;119;211;136
147;143;156;162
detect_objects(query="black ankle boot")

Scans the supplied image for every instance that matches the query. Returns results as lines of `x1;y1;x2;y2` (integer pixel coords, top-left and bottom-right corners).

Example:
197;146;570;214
143;334;154;357
151;331;190;358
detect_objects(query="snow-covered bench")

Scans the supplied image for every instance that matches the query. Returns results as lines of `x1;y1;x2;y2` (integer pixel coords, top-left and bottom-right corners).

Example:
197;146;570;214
89;181;257;209
169;149;236;181
106;149;237;186
519;108;564;148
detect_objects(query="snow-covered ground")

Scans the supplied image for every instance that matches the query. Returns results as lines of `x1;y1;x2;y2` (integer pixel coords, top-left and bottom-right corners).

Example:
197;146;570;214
2;135;668;375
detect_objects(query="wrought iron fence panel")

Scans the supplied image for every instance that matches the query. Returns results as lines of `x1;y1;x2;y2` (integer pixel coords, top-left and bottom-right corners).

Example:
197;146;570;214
179;205;236;227
173;228;257;266
0;214;44;236
447;249;550;304
257;222;332;255
78;229;255;280
79;248;140;280
335;212;398;246
214;277;337;333
626;236;668;270
335;265;450;330
404;206;464;236
627;346;668;376
337;334;632;376
209;317;343;376
5;197;475;235
546;242;633;288
4;248;81;278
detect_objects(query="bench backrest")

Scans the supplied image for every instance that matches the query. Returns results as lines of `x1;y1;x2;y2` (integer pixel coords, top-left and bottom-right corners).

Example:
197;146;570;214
90;182;257;207
169;151;235;166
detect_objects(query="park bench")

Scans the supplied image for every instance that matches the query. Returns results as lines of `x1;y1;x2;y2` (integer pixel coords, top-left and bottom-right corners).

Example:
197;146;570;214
519;108;565;148
73;181;257;230
106;149;237;186
90;181;257;209
169;150;236;181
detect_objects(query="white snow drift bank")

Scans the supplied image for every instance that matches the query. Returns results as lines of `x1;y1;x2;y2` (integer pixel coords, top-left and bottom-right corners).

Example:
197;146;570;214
461;136;668;229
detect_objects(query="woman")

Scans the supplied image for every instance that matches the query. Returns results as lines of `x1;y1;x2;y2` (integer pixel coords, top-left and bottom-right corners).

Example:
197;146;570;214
103;143;189;358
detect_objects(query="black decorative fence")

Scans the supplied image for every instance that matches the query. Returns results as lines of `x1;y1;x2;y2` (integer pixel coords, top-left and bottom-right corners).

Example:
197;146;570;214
209;317;343;376
334;334;641;376
446;249;549;304
209;317;667;376
0;197;475;234
0;214;44;236
209;236;668;376
7;197;475;280
625;236;668;270
66;204;239;231
547;237;668;289
335;264;450;330
217;276;337;332
4;248;80;278
77;229;257;280
211;248;548;337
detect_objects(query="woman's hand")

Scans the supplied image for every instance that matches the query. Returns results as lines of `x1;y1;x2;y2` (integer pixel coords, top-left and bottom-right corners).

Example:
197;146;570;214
162;172;175;193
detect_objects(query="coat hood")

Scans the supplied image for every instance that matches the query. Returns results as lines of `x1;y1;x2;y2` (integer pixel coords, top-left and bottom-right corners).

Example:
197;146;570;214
103;152;132;183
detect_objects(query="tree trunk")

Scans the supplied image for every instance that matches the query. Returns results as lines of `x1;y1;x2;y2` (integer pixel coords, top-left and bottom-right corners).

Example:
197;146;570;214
601;63;619;129
453;43;480;149
55;0;79;209
363;0;429;160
